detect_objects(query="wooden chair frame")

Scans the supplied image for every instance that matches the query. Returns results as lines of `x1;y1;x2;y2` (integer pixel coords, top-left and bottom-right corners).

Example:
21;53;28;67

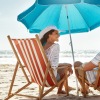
75;63;100;97
5;35;69;100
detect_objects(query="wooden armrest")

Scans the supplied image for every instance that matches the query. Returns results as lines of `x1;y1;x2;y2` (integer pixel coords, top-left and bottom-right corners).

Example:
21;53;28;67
22;65;25;67
50;66;70;71
75;67;84;71
56;66;70;70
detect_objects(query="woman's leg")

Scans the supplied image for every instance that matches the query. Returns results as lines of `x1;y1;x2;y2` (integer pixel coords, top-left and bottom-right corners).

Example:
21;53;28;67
57;68;65;94
57;81;65;94
57;64;74;94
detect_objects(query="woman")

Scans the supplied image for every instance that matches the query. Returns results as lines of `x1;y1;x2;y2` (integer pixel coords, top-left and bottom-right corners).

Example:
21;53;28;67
39;26;73;94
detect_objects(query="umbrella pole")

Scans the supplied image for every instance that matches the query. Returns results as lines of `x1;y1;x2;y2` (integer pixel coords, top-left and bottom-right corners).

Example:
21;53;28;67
69;34;75;62
65;5;79;96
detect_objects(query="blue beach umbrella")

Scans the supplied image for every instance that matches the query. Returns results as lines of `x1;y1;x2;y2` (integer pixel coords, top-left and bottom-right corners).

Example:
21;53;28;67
17;2;100;62
18;3;100;33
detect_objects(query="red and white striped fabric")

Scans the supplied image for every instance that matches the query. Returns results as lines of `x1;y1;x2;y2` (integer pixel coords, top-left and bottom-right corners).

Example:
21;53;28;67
12;38;56;87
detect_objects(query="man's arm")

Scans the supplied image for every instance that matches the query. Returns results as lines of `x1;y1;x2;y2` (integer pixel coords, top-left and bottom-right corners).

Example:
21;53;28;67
83;61;96;71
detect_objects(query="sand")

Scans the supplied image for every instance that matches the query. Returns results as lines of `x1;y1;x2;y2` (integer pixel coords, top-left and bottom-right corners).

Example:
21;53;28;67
0;64;100;100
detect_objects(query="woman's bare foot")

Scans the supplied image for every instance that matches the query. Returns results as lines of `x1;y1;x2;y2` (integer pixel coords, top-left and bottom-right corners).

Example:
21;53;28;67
79;88;91;94
57;86;75;94
79;84;90;95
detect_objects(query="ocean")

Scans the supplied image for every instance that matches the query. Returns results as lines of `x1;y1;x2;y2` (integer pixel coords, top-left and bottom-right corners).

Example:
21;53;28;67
0;50;99;65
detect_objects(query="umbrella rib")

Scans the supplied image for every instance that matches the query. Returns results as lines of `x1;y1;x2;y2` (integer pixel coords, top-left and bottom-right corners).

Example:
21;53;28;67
26;5;51;30
74;4;90;31
57;5;63;29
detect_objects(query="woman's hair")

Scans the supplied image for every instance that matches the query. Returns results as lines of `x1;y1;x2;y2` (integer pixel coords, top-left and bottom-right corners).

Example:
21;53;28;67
40;29;55;45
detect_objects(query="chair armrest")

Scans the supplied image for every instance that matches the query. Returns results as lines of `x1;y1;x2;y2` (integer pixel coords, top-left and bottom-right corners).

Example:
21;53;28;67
22;65;25;67
75;67;84;71
50;66;70;70
56;66;69;69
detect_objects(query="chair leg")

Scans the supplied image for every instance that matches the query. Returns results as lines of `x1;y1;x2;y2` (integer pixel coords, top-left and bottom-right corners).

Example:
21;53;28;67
39;85;41;94
5;62;32;100
8;62;19;96
64;75;69;95
81;71;87;97
5;82;31;100
75;69;83;87
75;69;87;97
39;85;44;100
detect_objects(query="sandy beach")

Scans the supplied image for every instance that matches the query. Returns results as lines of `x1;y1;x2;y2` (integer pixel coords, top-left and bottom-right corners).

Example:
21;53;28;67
0;64;100;100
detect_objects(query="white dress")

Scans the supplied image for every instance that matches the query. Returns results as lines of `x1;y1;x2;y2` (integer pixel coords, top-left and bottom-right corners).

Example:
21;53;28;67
45;43;60;77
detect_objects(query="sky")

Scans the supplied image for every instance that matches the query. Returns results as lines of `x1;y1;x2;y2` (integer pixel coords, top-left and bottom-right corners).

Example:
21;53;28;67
0;0;100;51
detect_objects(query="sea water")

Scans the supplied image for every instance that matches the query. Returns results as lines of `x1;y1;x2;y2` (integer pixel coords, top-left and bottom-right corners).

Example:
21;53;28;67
0;50;99;65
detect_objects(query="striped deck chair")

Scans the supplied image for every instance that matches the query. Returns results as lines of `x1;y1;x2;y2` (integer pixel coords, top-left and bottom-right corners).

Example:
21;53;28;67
5;34;69;100
75;64;100;97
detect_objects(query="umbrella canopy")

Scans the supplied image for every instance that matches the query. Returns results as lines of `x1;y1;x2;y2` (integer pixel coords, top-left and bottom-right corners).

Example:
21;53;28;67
84;0;100;5
36;0;100;5
37;0;81;5
17;3;100;35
